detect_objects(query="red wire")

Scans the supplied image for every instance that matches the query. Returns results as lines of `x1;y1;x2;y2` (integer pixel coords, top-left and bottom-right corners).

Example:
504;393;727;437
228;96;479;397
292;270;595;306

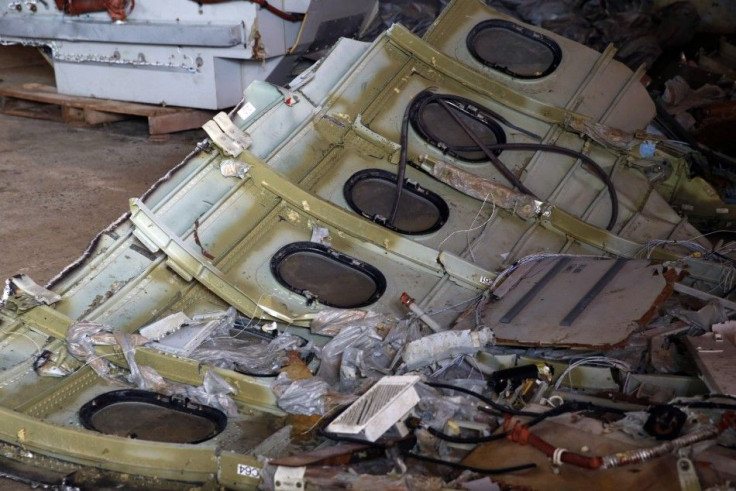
195;0;305;22
106;0;135;21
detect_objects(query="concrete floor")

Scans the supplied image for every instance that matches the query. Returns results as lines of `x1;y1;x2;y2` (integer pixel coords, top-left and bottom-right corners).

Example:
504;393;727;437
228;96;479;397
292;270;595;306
0;44;206;488
0;45;204;285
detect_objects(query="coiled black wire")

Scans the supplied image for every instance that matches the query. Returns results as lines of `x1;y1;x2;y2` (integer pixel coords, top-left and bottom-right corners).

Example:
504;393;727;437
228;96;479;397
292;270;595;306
426;381;625;445
389;89;620;231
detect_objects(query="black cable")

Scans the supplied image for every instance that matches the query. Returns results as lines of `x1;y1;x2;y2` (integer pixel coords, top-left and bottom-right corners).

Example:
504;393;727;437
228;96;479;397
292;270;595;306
405;451;536;475
424;402;604;445
426;425;507;444
489;142;619;230
433;96;535;196
319;427;395;448
426;381;539;417
414;90;619;231
388;100;414;226
419;384;629;447
322;426;536;474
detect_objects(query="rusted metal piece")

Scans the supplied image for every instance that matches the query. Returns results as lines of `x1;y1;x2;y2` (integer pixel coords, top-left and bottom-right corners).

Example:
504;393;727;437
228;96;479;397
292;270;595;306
699;101;736;122
636;268;682;327
270;443;380;467
565;117;637;150
193;218;215;260
601;425;722;468
508;418;724;472
54;0;134;20
507;421;604;469
420;157;539;220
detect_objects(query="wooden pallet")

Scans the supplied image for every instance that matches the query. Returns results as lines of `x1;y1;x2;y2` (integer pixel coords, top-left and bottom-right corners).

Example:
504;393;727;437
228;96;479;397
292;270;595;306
0;83;214;135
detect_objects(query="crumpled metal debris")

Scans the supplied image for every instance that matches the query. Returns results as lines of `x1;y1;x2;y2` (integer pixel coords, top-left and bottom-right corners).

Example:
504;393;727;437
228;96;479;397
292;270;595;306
0;274;61;312
487;0;700;69
150;307;237;356
661;76;727;130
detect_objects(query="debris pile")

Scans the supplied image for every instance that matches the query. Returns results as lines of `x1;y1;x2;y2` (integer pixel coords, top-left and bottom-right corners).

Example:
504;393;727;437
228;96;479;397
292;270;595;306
0;0;736;489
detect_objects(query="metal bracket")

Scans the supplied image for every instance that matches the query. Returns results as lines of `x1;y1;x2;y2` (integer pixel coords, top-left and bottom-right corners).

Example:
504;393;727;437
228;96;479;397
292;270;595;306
677;450;701;491
128;198;298;323
351;114;402;163
214;112;253;150
203;112;252;157
242;152;494;289
274;466;306;491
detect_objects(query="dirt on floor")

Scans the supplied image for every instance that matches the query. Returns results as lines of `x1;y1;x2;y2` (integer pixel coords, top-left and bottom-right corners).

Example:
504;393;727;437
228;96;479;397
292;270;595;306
0;45;204;285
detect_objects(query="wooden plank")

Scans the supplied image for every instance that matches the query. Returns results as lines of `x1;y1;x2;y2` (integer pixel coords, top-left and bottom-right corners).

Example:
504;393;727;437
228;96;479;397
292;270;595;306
83;108;128;125
0;95;63;122
0;83;214;135
148;109;215;135
1;83;171;116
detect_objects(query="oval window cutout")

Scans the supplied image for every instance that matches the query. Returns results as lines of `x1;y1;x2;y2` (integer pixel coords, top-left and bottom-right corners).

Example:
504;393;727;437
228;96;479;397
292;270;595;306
467;19;561;79
271;242;386;308
409;91;506;162
344;169;449;235
79;390;227;444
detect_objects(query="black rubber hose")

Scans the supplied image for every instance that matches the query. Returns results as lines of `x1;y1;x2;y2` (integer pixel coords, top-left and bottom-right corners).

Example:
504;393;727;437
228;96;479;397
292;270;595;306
388;100;414;226
324;421;537;475
418;90;619;231
405;451;536;474
426;381;539;417
427;425;508;444
425;400;625;445
490;142;619;231
433;96;535;196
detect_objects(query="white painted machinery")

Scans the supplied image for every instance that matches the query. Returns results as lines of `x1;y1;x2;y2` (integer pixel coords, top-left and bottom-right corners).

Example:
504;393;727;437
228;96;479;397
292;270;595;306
0;0;378;108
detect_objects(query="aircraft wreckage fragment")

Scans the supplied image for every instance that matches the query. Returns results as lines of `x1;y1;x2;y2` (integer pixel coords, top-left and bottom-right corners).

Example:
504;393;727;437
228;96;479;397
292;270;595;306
0;0;735;488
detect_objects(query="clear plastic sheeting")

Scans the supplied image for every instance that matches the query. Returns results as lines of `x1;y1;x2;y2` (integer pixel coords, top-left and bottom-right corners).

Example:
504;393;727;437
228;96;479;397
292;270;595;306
181;369;239;417
115;330;169;392
66;321;147;384
413;383;485;431
151;307;238;356
401;328;495;371
310;308;398;337
191;332;307;376
66;321;238;415
315;324;384;385
272;374;331;415
340;320;422;387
